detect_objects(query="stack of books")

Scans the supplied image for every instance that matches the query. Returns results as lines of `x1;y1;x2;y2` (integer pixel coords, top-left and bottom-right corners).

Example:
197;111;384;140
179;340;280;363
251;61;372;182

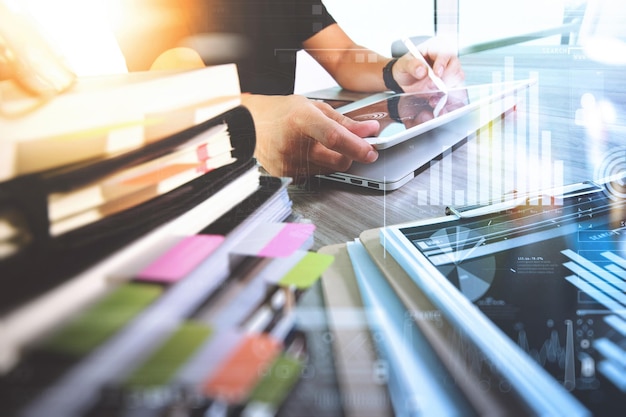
0;64;248;312
319;176;626;417
0;65;335;416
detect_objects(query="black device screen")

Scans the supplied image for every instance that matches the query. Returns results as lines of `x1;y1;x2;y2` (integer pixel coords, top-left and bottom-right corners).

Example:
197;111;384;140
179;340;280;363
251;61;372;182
400;180;626;416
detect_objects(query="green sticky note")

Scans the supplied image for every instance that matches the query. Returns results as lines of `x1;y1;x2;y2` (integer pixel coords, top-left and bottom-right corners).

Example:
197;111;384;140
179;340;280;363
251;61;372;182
278;252;334;289
43;283;163;356
248;354;302;406
124;321;212;388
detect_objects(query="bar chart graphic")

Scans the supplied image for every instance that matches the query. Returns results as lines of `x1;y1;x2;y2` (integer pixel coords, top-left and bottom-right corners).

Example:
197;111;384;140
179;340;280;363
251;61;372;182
416;58;565;207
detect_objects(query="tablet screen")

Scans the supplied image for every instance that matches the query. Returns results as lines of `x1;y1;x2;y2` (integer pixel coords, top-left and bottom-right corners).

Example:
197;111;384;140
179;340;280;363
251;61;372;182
396;179;626;416
343;81;531;149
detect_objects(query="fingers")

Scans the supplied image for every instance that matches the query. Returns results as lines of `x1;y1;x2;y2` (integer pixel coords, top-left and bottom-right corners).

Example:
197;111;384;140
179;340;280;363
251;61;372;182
307;141;354;172
247;95;382;179
276;135;356;180
393;55;438;93
420;43;465;86
419;43;451;77
282;138;354;178
307;101;380;165
395;40;465;91
396;54;428;83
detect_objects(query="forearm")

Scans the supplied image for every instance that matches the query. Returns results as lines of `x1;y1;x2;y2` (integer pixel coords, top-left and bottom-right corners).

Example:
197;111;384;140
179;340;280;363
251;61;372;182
317;45;390;93
303;24;391;93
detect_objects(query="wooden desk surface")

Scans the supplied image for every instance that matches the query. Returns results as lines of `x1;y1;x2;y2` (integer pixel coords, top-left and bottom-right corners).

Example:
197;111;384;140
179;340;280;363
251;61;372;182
290;45;626;250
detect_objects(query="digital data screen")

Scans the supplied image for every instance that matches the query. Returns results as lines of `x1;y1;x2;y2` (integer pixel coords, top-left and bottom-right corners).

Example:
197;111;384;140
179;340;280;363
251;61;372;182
400;180;626;416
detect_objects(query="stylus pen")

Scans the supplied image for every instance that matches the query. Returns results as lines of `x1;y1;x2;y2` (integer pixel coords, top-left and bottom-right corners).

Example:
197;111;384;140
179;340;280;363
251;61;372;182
444;181;604;218
402;37;448;93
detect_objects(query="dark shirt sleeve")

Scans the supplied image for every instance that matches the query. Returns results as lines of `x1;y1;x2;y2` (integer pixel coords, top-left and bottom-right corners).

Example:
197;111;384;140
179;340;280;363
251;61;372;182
238;0;337;94
286;0;337;44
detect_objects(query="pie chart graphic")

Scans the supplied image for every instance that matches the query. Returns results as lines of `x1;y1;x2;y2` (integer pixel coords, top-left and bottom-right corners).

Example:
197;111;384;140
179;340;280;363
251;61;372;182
594;146;626;201
429;226;496;301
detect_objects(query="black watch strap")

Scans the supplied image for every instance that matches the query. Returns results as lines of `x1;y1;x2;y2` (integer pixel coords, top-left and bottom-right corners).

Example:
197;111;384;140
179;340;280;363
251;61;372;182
387;95;403;122
383;58;404;93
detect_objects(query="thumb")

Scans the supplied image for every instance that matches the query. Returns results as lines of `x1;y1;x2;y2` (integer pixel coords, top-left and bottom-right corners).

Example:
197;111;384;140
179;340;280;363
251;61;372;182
345;119;380;137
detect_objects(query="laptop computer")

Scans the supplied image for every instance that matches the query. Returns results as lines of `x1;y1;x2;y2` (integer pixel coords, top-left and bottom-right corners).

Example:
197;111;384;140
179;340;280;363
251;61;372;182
316;80;534;191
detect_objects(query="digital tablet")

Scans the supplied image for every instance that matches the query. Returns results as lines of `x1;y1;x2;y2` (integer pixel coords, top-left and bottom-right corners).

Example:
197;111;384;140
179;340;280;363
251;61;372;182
380;175;626;416
341;79;535;150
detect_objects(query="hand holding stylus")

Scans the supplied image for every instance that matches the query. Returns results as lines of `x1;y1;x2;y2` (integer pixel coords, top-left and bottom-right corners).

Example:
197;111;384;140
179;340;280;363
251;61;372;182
390;37;464;94
401;37;448;93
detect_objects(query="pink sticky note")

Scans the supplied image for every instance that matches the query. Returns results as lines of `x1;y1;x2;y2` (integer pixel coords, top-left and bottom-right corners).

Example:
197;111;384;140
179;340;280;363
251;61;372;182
138;235;224;283
257;223;315;258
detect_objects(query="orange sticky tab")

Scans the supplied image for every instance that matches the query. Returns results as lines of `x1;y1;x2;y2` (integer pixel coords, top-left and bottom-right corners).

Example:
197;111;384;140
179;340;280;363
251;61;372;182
203;334;281;404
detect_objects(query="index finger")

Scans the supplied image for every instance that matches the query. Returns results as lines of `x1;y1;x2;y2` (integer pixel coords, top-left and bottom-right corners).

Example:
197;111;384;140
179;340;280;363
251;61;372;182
308;103;380;164
420;41;458;75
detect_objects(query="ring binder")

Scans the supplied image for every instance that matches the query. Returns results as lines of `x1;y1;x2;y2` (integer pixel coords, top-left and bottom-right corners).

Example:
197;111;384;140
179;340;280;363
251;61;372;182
0;106;257;313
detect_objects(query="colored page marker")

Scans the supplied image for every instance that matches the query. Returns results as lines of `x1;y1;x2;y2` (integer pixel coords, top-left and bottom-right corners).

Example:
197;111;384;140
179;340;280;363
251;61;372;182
234;223;315;258
203;334;282;404
257;223;315;257
278;252;334;289
124;321;212;388
137;234;224;283
42;283;163;357
245;354;303;413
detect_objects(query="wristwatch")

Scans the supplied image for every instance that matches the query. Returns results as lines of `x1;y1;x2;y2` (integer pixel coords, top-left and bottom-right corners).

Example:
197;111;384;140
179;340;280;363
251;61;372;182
382;58;404;93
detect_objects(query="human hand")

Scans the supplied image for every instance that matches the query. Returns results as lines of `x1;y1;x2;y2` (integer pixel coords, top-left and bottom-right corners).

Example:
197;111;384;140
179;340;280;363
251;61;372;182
242;94;380;179
0;2;75;96
393;38;464;93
